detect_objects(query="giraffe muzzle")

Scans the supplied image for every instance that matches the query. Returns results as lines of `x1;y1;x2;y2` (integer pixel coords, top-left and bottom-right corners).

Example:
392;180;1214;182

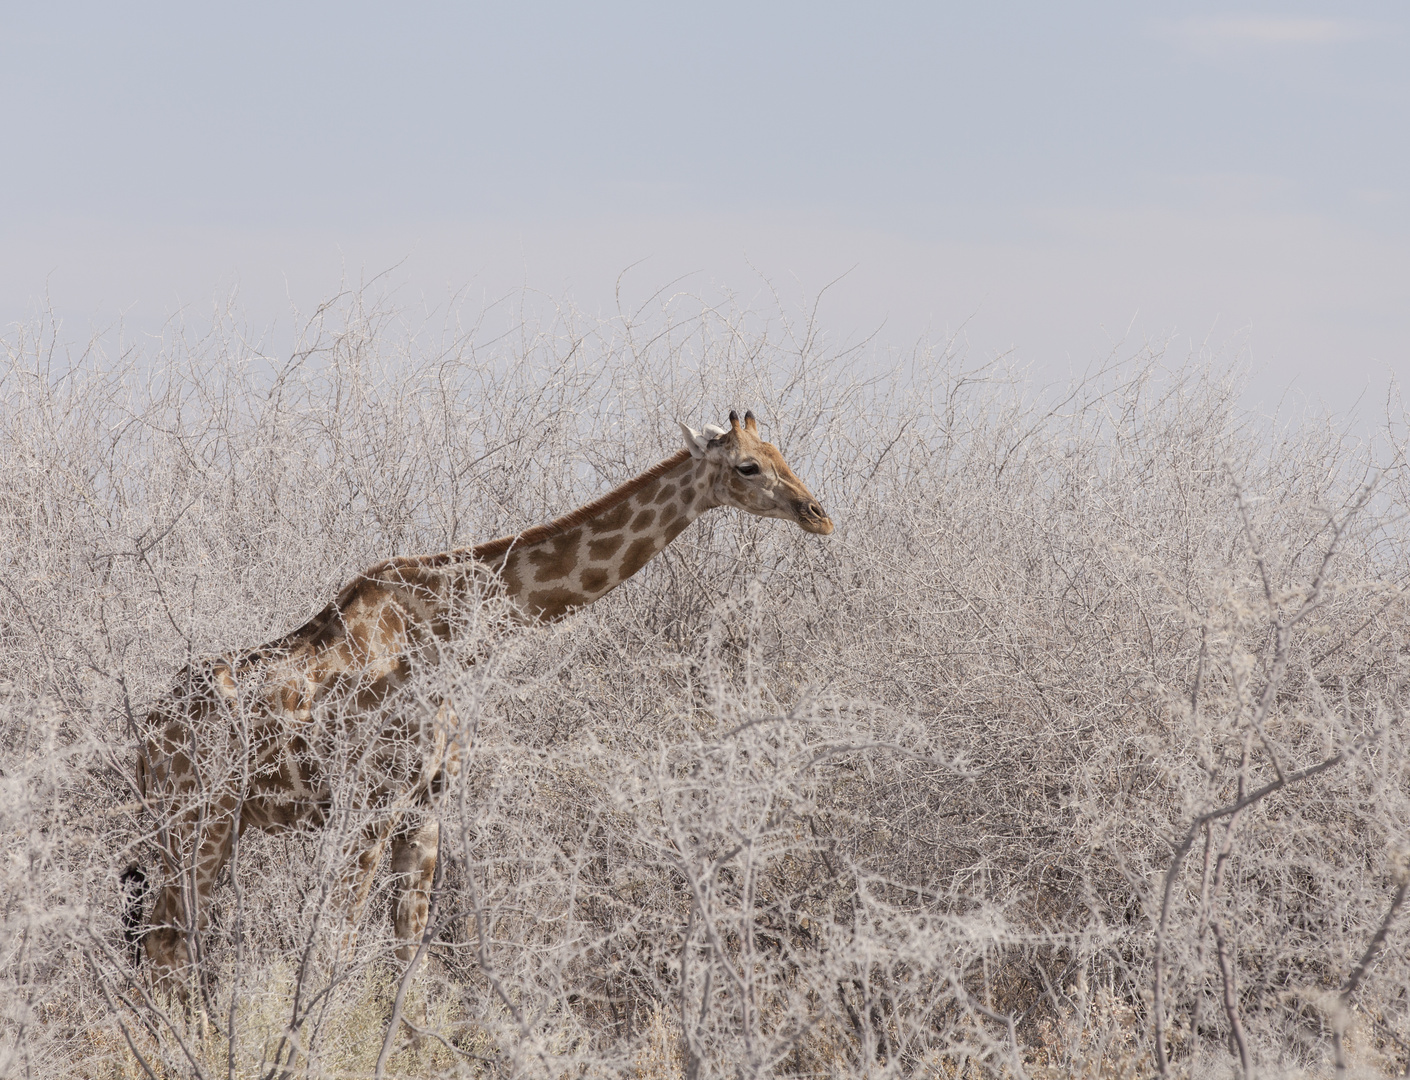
797;500;834;535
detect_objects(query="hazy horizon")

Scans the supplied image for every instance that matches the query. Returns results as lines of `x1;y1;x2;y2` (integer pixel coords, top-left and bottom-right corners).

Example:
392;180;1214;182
4;2;1407;419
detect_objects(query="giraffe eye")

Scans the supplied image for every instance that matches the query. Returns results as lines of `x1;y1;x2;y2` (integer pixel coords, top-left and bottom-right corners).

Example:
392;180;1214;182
736;462;761;477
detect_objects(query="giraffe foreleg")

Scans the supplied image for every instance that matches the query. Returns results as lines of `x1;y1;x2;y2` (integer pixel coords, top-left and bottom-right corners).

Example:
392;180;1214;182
331;817;396;958
143;811;237;1007
143;878;190;987
389;815;440;962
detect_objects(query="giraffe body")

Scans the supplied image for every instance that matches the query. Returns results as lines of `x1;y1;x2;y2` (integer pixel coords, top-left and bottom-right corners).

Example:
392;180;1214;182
133;411;832;983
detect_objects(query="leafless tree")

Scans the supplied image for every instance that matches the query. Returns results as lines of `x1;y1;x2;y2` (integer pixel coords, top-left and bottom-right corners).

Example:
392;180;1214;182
2;284;1407;1077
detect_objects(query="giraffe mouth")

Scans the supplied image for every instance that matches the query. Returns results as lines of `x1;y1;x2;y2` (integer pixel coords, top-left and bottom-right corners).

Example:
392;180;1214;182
796;500;834;535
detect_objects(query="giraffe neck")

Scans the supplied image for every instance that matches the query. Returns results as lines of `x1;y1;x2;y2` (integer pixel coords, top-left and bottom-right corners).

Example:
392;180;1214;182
472;449;715;621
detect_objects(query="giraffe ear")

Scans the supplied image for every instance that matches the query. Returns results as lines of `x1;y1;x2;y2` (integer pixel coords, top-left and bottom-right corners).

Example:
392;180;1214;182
679;421;710;458
680;421;729;457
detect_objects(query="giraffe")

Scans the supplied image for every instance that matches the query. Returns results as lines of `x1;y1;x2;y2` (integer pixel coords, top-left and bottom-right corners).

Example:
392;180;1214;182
130;409;832;988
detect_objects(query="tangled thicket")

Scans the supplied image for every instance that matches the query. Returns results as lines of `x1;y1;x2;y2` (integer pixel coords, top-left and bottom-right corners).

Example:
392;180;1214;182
2;287;1408;1078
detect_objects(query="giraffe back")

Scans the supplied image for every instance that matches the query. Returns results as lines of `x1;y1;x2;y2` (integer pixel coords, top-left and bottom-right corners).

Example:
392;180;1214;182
137;561;483;838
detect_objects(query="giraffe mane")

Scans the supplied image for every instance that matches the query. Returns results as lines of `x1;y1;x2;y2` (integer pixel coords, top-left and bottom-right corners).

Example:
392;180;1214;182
247;447;695;659
380;447;695;570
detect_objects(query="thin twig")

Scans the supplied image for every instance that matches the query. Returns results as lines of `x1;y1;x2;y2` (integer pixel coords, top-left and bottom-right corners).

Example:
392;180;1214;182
967;993;1028;1080
1152;737;1367;1075
1334;880;1408;1076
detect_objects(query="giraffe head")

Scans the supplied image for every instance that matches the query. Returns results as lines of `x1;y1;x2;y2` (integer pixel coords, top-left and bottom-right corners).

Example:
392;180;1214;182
679;410;834;535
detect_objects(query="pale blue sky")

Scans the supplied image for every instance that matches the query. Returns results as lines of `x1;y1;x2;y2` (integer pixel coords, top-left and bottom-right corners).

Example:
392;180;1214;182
3;2;1407;413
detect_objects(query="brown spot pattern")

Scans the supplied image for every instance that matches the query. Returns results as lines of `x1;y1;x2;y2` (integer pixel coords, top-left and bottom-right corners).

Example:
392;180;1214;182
526;587;588;621
654;483;677;504
618;536;660;579
308;605;342;648
279;686;306;714
377;603;407;640
471;448;691;559
526;528;582;582
588;503;633;534
664;517;691;543
347;619;372;661
631;508;656;532
588;535;624;561
680;486;696;506
499;558;524;596
580;567;609;592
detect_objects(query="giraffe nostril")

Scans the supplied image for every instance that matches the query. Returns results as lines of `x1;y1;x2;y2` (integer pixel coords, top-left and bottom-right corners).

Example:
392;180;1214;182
808;503;822;517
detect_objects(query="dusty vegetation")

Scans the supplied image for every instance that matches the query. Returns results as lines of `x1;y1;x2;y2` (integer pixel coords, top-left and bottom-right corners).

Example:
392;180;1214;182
2;286;1408;1078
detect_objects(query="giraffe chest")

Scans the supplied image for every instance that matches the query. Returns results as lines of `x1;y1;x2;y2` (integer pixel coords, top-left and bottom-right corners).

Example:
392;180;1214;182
236;684;455;832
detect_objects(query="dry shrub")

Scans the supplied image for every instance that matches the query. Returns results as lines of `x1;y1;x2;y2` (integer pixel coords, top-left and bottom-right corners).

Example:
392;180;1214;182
1;286;1408;1077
